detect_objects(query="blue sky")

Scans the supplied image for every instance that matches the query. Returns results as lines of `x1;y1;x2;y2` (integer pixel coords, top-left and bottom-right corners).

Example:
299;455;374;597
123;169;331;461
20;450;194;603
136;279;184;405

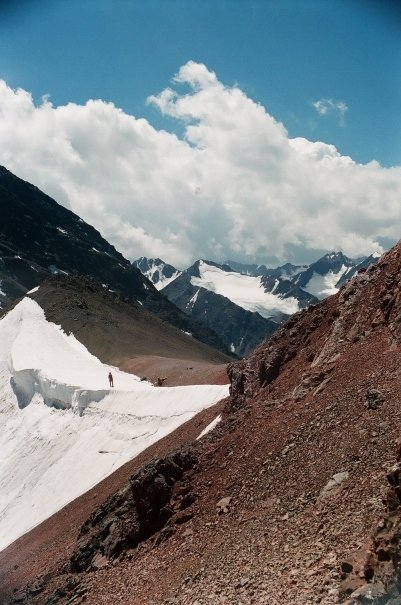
1;0;400;167
0;0;400;266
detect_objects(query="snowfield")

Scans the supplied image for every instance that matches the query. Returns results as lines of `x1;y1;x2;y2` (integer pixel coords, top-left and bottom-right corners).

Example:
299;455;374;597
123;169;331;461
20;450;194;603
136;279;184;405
190;261;300;317
0;298;228;550
142;259;182;290
303;265;349;299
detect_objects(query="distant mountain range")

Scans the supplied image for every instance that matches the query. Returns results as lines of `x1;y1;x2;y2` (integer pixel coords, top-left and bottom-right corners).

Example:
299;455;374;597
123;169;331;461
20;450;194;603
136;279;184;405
134;251;379;356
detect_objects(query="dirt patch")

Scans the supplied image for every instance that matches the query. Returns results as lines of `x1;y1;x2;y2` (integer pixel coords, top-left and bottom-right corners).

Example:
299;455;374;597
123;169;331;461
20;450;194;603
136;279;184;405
120;356;228;387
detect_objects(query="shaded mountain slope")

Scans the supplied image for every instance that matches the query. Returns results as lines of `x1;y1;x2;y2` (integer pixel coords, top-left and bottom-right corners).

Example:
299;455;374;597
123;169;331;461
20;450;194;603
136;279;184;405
162;270;278;357
0;166;231;356
0;165;143;304
27;275;232;367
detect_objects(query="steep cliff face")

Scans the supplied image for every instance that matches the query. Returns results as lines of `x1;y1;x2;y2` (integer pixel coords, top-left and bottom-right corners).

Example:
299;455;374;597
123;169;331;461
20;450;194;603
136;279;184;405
70;449;197;573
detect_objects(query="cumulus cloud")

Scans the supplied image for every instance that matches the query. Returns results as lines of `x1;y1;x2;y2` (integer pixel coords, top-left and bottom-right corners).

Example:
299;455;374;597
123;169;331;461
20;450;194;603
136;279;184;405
312;98;348;125
0;64;399;268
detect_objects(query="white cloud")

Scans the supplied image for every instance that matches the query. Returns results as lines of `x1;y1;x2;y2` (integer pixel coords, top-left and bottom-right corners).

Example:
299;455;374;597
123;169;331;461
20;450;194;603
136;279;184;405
312;98;348;125
0;64;399;268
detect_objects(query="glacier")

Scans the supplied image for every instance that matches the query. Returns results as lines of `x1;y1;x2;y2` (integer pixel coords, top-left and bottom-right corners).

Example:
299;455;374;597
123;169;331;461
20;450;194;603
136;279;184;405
0;298;228;550
190;260;300;317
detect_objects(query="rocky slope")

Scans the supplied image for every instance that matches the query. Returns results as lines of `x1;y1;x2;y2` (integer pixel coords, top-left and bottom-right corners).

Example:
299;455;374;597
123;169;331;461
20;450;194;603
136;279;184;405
2;241;401;605
27;275;232;369
0;165;143;306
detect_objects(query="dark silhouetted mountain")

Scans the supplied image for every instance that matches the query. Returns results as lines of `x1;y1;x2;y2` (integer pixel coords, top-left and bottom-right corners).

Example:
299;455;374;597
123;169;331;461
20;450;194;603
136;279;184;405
0;166;231;356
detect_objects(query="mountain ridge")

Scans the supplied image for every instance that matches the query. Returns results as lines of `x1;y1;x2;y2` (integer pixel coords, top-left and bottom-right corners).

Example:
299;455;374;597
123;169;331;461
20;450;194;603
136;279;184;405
28;274;232;367
0;165;232;357
162;267;279;357
135;253;378;356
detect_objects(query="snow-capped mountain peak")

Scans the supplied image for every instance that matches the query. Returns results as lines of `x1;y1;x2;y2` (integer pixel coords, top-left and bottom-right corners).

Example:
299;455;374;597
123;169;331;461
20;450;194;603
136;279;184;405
188;260;300;318
133;257;181;290
134;253;380;355
291;251;359;299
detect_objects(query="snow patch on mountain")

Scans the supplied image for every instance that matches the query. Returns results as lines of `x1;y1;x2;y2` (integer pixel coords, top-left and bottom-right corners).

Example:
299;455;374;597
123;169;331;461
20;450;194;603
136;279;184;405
26;285;40;295
196;414;222;440
190;261;300;318
278;265;308;281
271;279;279;293
0;298;228;550
303;265;349;299
186;288;200;311
134;257;181;290
150;267;181;290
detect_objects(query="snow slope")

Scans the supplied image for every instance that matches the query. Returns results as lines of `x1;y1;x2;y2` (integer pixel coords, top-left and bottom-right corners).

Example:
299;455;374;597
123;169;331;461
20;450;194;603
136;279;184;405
135;258;181;290
146;263;181;290
0;298;228;550
190;261;299;318
303;265;349;299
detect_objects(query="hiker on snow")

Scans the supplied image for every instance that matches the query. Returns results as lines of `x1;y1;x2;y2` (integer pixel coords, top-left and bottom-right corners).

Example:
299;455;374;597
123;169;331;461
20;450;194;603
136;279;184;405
108;372;114;387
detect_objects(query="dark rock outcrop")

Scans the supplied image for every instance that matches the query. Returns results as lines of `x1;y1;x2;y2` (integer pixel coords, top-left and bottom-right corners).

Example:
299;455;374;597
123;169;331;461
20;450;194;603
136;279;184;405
340;441;401;604
70;449;197;572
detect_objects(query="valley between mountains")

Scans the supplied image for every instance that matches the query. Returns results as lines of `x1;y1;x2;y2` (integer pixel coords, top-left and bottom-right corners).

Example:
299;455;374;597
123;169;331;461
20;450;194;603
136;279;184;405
1;167;401;605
